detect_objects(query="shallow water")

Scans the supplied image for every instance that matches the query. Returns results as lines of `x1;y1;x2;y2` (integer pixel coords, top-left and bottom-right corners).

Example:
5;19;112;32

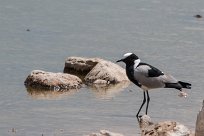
0;0;204;135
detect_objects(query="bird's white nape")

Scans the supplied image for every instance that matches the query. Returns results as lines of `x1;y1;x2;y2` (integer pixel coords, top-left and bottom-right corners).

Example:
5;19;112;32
123;52;133;57
123;52;133;58
134;59;141;69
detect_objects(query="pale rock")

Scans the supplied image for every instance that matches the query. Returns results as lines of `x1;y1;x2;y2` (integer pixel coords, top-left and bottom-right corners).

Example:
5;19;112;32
24;70;82;90
26;87;78;100
139;115;192;136
195;100;204;136
86;130;124;136
64;57;98;75
64;57;129;85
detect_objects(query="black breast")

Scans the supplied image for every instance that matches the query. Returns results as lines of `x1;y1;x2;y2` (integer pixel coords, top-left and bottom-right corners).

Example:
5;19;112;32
126;65;134;81
126;65;141;87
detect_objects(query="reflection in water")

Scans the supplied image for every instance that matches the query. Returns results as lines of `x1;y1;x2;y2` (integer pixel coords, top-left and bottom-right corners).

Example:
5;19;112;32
88;81;130;99
26;87;78;100
26;81;130;100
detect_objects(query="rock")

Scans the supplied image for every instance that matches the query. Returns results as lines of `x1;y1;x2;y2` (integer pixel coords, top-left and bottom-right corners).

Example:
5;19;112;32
195;100;204;136
86;130;124;136
93;79;109;84
178;91;188;98
26;87;78;100
194;14;202;18
64;57;129;85
64;57;98;78
24;70;82;91
139;115;192;136
139;115;154;129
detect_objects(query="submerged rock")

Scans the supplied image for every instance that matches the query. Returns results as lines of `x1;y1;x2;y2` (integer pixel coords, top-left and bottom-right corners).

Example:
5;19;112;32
139;115;193;136
195;100;204;136
24;70;82;91
86;130;124;136
194;14;202;18
26;87;78;100
90;81;130;99
64;57;129;85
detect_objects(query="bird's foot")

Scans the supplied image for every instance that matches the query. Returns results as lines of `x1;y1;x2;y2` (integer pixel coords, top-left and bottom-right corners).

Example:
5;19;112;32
136;114;143;121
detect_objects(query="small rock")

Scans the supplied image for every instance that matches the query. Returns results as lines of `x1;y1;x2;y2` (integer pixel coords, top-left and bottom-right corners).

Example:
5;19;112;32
168;122;191;136
93;79;108;84
64;57;129;85
24;70;82;91
26;87;78;100
195;100;204;136
178;91;188;98
194;14;202;18
64;57;98;76
86;130;124;136
8;128;17;133
139;115;191;136
139;115;153;129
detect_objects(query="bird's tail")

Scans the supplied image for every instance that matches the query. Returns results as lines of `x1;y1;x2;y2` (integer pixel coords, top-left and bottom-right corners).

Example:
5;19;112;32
178;81;191;89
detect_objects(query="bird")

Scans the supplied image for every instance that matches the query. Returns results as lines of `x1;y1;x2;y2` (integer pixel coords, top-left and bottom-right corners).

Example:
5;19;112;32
116;53;191;119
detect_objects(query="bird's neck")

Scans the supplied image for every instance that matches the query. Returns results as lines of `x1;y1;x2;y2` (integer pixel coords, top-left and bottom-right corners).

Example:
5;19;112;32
126;65;134;81
125;59;140;81
133;59;141;69
125;59;141;67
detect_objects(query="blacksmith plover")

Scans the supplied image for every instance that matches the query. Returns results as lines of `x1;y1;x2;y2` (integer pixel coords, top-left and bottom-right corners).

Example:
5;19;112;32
117;53;191;118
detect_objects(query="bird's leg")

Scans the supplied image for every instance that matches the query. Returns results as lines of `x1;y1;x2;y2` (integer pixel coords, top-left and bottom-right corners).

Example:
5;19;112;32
136;91;146;118
146;91;150;115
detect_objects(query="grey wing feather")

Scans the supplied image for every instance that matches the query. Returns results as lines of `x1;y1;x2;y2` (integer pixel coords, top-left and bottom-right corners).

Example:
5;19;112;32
159;74;178;83
134;65;178;89
135;65;151;77
136;63;164;77
135;67;178;83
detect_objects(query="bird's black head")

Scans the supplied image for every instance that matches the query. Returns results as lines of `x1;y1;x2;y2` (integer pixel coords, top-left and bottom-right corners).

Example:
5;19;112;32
116;53;139;65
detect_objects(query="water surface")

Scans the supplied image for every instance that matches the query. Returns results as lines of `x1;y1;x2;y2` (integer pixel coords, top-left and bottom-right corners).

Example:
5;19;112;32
0;0;204;135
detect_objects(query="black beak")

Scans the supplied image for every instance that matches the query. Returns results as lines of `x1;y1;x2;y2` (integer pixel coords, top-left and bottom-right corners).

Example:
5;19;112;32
116;59;123;63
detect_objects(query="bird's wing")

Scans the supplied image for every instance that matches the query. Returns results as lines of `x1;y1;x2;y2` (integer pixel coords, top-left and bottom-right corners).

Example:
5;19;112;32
159;74;178;83
136;63;164;77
